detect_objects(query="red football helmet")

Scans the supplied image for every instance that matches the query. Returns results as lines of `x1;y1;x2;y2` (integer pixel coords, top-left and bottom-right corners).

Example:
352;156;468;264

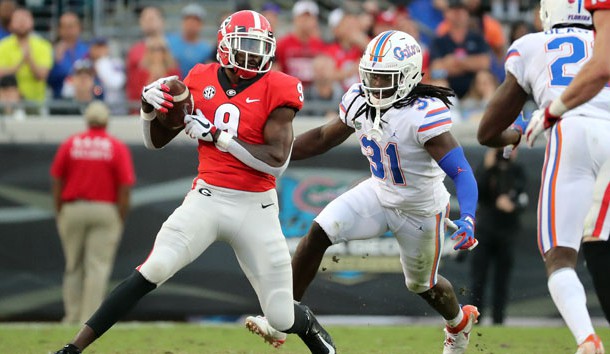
217;10;276;79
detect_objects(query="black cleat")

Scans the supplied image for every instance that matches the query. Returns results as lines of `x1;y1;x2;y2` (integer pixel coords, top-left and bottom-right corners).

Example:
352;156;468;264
54;344;82;354
297;304;336;354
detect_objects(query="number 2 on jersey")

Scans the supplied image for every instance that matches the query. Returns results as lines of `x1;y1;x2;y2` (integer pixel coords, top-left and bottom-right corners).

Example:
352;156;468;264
547;36;587;86
360;137;406;185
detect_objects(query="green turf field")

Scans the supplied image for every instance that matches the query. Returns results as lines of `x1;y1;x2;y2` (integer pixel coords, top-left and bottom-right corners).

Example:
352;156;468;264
2;322;608;354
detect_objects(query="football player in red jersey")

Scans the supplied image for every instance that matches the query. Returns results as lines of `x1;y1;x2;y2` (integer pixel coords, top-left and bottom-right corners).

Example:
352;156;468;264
53;10;336;354
523;0;610;329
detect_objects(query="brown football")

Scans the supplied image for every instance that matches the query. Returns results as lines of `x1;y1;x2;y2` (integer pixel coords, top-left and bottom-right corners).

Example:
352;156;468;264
155;79;194;130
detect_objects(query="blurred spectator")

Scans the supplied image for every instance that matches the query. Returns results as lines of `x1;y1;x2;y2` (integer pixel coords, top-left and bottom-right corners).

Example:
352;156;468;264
261;2;286;38
407;0;446;45
304;54;343;119
275;0;326;88
429;0;490;98
460;69;499;122
58;59;102;115
51;100;135;324
167;3;213;77
0;8;52;108
531;4;543;32
436;0;505;81
471;148;528;325
89;37;126;114
372;9;397;37
0;74;24;119
325;7;368;89
48;12;89;99
0;0;16;40
127;36;180;108
359;0;378;38
126;6;166;102
508;20;533;43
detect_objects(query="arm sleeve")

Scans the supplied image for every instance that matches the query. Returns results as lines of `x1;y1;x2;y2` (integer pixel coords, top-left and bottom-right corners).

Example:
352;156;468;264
438;146;478;219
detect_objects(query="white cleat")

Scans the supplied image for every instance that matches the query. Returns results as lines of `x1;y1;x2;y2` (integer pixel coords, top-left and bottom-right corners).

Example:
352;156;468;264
245;315;287;349
443;305;480;354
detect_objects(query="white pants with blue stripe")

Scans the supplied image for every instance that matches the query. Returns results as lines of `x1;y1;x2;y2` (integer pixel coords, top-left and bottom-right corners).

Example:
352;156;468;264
537;118;610;254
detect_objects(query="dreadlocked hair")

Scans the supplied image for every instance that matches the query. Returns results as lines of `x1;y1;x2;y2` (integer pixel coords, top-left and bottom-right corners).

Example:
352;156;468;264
351;83;456;125
395;83;455;109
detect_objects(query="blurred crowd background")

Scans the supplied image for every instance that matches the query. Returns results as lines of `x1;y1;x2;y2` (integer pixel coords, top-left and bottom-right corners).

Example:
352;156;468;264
0;0;542;122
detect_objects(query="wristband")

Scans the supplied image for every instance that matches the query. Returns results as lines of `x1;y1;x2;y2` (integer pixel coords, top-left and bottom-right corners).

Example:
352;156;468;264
548;98;568;117
216;131;233;151
140;108;156;121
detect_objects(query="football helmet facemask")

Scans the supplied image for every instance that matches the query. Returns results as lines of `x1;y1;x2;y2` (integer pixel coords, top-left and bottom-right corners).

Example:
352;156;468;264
539;0;592;31
217;10;276;79
359;30;423;110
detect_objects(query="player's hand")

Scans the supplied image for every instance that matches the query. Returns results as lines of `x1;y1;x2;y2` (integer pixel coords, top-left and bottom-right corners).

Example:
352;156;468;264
524;106;560;148
141;75;178;114
447;216;478;251
503;112;528;158
184;109;217;142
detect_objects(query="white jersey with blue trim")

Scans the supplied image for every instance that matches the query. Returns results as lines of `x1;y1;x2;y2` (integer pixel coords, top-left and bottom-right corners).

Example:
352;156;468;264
339;83;452;215
506;27;610;121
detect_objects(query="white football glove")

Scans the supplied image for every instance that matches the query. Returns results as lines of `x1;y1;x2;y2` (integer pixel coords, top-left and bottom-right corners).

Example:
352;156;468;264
141;75;178;114
184;109;218;141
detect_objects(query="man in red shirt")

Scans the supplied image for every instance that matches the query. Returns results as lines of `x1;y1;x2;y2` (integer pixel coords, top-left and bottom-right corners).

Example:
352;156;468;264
274;0;327;89
53;10;336;354
50;100;135;325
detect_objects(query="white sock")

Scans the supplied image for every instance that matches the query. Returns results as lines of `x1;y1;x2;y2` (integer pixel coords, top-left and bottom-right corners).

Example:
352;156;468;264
445;308;464;328
548;268;595;344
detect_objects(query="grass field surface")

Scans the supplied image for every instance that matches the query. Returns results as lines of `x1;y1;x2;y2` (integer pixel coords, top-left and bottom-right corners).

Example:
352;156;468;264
2;322;609;354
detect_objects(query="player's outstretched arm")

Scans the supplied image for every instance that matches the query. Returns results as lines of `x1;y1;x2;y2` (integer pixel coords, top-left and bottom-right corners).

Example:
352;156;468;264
477;73;528;148
291;115;354;161
426;132;479;250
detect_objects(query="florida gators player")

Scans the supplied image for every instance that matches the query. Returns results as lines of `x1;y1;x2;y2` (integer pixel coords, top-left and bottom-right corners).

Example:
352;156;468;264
526;0;610;328
53;10;336;354
478;1;607;353
246;31;480;354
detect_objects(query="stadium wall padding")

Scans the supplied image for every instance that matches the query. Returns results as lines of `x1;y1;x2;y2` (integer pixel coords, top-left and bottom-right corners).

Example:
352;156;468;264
0;143;601;321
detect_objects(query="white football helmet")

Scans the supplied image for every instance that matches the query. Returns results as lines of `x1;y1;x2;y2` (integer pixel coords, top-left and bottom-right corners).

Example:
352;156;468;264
359;30;423;109
539;0;592;31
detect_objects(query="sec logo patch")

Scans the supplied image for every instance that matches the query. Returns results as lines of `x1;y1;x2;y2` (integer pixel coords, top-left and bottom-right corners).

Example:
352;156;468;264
203;86;216;100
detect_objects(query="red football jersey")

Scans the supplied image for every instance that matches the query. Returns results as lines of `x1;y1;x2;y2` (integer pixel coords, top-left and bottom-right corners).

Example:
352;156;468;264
184;63;304;192
585;0;610;12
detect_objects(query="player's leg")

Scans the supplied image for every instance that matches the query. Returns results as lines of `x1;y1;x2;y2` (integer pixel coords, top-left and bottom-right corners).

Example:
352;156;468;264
233;188;336;353
582;157;610;325
56;202;88;324
294;178;389;300
80;203;122;323
55;187;220;353
394;209;479;354
292;222;332;302
538;121;602;351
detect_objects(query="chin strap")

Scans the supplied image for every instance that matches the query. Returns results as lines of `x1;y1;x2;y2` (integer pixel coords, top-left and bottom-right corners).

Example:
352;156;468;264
369;106;383;140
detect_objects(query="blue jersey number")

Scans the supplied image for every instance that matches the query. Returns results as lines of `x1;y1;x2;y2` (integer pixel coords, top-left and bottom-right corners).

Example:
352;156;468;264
360;137;406;185
547;36;586;86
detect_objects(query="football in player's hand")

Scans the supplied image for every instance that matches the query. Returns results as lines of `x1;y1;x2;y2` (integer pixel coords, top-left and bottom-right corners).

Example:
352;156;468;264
155;79;194;130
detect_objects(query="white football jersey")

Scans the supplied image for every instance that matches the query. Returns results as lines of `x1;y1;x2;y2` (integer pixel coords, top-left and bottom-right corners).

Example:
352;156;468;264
339;84;451;215
506;27;610;120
